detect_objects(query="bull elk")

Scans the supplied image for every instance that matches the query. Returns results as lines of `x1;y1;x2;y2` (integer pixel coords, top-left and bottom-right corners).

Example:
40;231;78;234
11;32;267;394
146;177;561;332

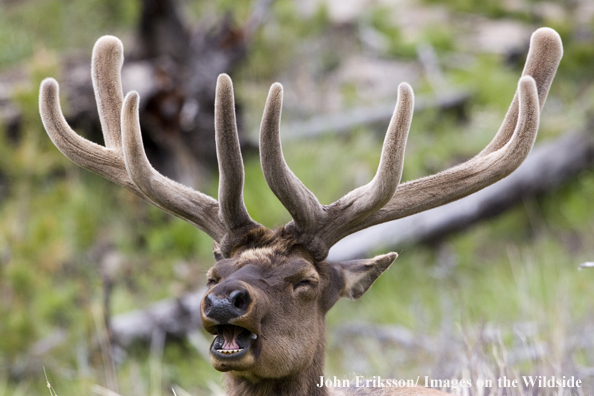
39;27;562;396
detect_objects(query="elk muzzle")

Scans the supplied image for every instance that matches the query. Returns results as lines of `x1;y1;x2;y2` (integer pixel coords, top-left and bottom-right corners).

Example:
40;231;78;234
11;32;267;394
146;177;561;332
201;281;266;372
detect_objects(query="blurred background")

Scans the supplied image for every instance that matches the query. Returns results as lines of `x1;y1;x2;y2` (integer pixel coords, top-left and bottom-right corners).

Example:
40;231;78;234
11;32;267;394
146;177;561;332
0;0;593;395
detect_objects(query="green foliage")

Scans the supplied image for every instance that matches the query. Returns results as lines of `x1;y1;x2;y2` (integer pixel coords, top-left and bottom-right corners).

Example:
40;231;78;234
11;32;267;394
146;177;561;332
365;7;417;58
185;0;255;27
143;207;213;260
451;55;518;110
363;6;454;58
237;0;334;82
0;0;139;69
421;26;456;52
558;36;594;82
422;0;508;18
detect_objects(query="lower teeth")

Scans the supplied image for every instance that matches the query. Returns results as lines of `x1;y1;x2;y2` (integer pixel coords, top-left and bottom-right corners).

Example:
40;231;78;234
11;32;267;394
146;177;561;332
217;349;243;355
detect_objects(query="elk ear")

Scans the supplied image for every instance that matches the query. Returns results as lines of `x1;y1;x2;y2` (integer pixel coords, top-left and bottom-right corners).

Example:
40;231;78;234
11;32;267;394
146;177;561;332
336;252;397;300
213;241;224;262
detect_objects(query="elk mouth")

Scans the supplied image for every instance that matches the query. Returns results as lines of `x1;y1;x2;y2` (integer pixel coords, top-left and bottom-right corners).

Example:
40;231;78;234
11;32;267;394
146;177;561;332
210;324;257;360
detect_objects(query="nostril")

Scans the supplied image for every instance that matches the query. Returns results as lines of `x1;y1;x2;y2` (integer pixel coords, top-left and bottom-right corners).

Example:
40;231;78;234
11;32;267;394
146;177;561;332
205;294;215;310
230;289;251;313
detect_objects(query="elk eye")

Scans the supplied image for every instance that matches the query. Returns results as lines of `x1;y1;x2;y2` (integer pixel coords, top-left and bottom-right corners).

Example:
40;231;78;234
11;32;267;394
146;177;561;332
293;279;317;290
206;278;218;287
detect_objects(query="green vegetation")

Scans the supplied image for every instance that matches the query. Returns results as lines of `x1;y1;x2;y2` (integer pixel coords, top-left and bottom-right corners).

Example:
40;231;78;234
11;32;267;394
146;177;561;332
1;0;593;395
0;0;138;67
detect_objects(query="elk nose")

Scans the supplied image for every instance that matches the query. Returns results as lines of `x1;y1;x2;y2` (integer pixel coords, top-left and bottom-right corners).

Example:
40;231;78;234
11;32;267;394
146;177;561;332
204;288;251;323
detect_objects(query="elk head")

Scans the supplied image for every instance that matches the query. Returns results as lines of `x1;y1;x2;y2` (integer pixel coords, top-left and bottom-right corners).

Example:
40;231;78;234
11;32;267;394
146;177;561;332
39;28;562;394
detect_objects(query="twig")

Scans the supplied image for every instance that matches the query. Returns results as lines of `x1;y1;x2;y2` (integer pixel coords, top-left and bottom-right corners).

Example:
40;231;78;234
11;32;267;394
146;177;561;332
92;305;119;394
43;367;58;396
150;329;165;396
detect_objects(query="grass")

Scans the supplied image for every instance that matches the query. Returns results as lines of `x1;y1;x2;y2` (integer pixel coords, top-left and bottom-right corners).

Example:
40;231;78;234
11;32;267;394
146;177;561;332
0;0;138;68
326;190;594;394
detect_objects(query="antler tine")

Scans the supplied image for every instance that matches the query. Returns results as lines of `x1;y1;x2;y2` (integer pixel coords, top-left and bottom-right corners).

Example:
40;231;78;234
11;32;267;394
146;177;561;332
214;75;260;238
121;92;226;241
311;83;414;253
259;82;326;234
92;36;124;150
327;83;413;220
40;36;141;195
40;79;142;195
259;82;414;259
348;75;541;240
479;27;563;157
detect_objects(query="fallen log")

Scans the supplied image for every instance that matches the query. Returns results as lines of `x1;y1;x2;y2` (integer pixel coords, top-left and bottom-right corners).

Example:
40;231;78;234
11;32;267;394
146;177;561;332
328;130;594;261
110;287;206;348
